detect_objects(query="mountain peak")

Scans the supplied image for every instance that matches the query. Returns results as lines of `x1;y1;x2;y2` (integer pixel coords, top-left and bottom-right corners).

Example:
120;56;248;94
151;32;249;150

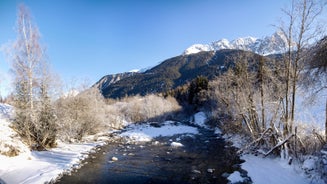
183;44;212;55
183;32;290;56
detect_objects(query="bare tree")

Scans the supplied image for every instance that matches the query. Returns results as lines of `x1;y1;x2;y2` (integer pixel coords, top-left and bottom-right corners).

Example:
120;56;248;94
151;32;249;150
9;4;57;150
210;52;266;137
279;0;324;135
209;51;292;157
258;56;266;130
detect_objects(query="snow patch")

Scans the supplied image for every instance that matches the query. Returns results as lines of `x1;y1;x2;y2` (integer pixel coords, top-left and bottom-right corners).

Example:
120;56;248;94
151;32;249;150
0;103;12;119
223;134;247;149
228;171;243;183
191;112;208;128
241;154;311;184
128;69;140;73
170;142;183;148
302;156;318;173
120;121;199;142
214;127;222;135
183;44;212;55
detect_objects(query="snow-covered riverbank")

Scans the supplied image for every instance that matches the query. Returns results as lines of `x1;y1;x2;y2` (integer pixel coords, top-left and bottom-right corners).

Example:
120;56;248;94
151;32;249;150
225;132;325;184
0;106;324;184
0;140;107;184
0;104;109;184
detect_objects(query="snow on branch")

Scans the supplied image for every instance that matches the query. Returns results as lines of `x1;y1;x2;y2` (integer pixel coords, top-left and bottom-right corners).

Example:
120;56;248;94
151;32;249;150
264;134;294;157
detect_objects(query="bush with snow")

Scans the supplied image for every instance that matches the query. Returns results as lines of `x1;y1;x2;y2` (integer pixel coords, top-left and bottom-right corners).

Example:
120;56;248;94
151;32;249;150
55;88;107;141
109;94;181;124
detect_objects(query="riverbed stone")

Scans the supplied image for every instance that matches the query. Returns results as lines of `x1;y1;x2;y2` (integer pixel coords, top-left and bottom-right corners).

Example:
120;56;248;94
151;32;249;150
192;169;201;174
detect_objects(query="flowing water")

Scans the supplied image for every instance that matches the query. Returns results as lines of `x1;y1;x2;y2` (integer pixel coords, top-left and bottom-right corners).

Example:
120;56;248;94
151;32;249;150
56;123;250;184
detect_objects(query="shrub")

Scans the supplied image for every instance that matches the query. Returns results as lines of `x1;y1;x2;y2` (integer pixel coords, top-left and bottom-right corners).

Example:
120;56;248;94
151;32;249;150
55;88;106;141
105;94;182;125
0;143;20;157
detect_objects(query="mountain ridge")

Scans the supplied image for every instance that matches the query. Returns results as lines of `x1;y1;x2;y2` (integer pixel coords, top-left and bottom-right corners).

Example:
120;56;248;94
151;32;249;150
183;31;291;56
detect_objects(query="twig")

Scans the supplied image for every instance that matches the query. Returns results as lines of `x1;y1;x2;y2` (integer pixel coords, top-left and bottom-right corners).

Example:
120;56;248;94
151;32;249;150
237;127;273;154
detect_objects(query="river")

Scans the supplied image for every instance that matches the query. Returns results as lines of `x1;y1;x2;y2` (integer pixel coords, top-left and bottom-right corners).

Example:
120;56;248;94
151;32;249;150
56;122;251;184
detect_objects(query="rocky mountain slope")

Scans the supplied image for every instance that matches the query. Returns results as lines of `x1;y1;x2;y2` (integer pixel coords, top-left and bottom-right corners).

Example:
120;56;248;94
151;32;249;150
95;50;269;98
95;72;139;93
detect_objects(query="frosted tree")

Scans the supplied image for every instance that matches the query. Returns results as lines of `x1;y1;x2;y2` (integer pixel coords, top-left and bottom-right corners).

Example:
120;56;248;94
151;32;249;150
55;87;106;141
279;0;324;135
9;4;57;150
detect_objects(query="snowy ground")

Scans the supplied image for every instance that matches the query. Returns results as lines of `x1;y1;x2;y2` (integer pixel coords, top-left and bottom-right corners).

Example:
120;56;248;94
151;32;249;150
226;88;327;184
0;104;108;184
0;104;30;157
225;134;325;184
240;155;311;184
0;141;107;184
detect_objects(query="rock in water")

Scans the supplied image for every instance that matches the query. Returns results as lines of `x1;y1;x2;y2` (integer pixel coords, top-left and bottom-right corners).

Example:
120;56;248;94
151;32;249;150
111;157;118;161
192;169;201;174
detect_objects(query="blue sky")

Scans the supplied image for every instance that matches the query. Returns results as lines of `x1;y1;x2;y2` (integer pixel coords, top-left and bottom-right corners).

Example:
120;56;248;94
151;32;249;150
0;0;308;95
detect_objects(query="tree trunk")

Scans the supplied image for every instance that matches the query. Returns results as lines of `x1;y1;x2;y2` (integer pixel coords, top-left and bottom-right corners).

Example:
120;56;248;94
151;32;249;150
242;114;255;139
284;23;293;136
284;52;291;136
259;58;265;130
290;74;296;131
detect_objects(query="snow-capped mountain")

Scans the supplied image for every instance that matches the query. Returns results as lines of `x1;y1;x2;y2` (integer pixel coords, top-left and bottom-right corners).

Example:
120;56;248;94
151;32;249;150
183;32;291;56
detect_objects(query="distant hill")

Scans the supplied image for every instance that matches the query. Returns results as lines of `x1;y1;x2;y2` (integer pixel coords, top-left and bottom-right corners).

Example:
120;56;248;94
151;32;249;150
94;49;269;99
